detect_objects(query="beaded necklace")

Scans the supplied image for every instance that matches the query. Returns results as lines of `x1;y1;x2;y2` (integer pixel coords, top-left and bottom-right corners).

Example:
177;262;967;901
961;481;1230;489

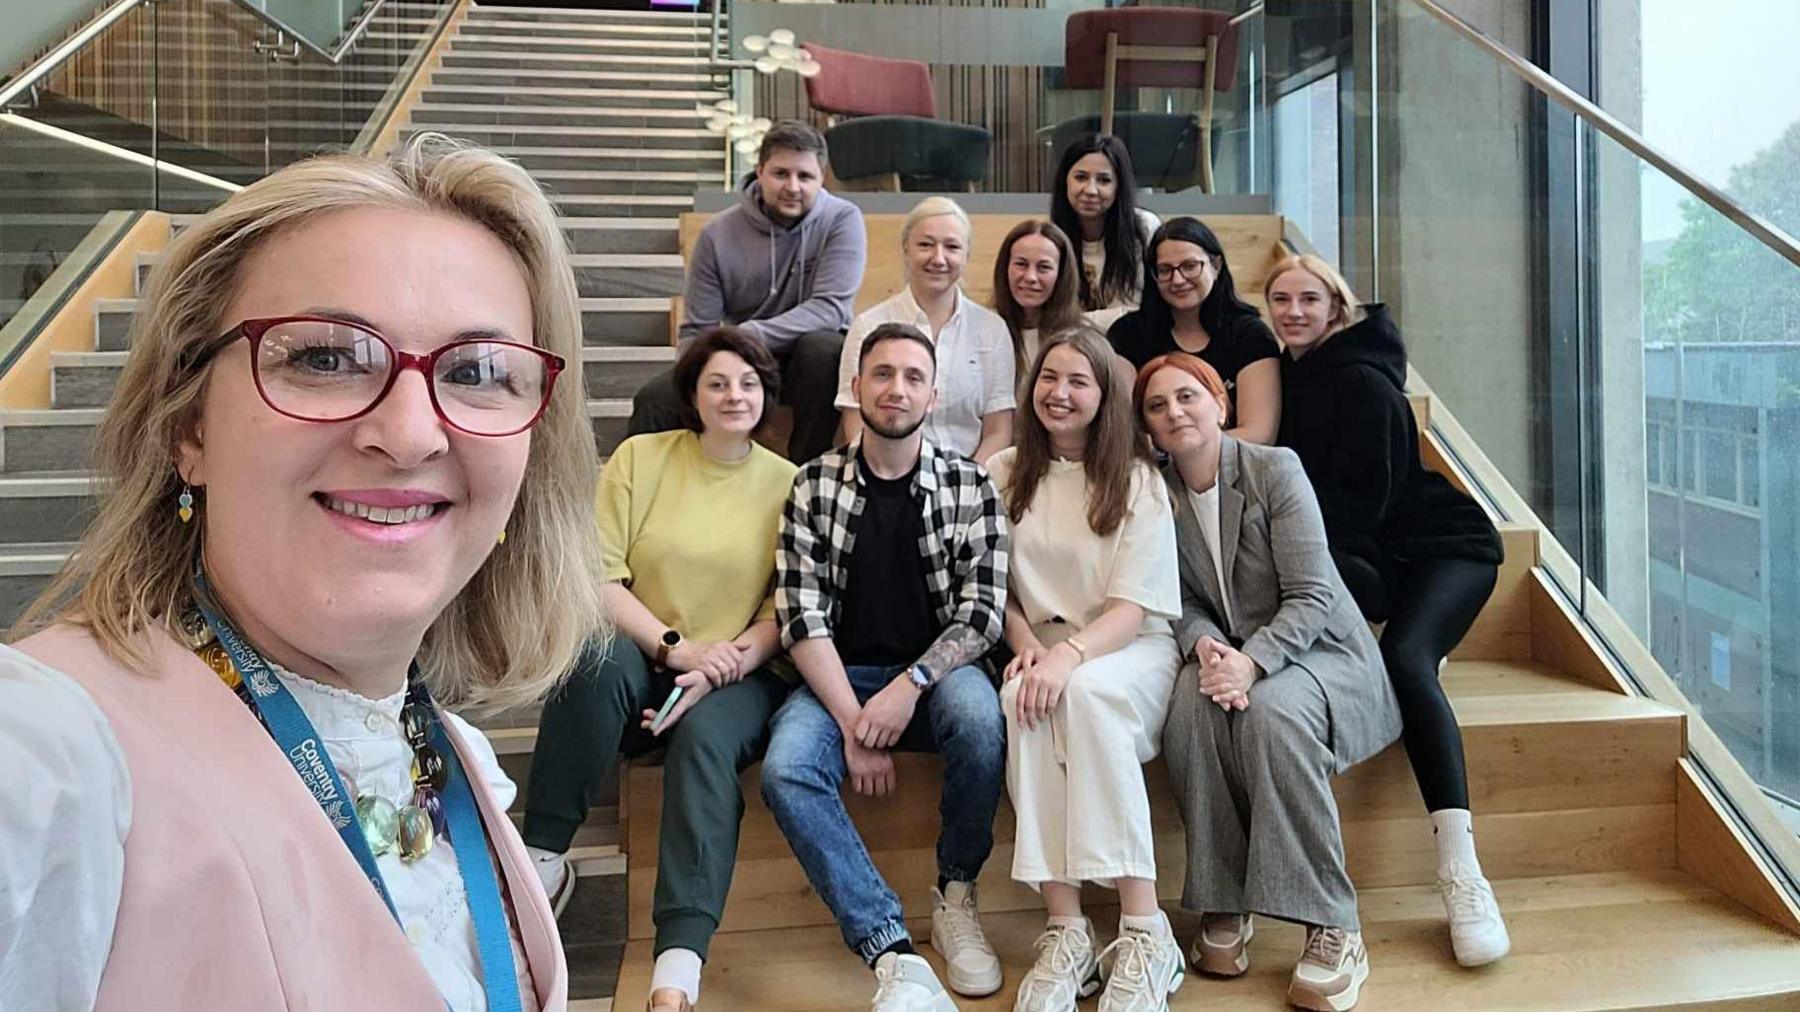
179;608;447;863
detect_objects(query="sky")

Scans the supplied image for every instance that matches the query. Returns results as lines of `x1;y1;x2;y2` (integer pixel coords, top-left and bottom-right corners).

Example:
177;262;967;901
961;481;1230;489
1635;0;1800;243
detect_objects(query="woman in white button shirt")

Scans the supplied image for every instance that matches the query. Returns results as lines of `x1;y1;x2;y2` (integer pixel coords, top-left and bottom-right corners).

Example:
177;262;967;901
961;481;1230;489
836;196;1016;462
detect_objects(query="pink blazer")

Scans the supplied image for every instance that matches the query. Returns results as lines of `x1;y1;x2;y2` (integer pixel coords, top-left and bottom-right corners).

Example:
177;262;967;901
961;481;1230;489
22;624;568;1012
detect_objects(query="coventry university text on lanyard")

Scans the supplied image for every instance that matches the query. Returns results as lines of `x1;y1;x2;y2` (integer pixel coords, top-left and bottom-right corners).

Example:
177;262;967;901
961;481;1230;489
192;571;522;1012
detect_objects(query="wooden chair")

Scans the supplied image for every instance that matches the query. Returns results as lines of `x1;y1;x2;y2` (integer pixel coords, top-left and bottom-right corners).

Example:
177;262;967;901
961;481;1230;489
1063;7;1241;193
799;42;993;192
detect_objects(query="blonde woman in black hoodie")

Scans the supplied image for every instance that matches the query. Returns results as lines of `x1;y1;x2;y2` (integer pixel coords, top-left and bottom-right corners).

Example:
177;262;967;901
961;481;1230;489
1266;254;1511;970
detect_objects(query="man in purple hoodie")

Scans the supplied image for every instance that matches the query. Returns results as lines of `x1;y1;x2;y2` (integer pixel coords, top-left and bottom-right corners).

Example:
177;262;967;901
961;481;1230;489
629;121;868;462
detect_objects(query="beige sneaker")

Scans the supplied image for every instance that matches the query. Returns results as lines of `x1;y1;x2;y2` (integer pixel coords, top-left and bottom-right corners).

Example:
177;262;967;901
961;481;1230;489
1286;926;1369;1011
1189;912;1253;977
1013;919;1101;1012
930;882;1002;997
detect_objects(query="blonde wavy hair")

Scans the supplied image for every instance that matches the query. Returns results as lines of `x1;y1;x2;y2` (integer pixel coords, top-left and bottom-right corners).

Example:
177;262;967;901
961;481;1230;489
11;134;609;713
1263;253;1366;334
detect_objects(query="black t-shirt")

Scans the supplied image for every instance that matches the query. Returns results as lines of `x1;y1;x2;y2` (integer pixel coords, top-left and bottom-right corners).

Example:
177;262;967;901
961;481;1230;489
835;457;939;668
1107;310;1281;404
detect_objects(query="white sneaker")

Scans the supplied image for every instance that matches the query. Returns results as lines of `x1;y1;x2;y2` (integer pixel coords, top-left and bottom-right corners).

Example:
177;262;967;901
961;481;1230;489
1096;920;1184;1012
871;952;958;1012
526;845;574;919
929;882;1002;996
1013;919;1101;1012
1441;873;1510;966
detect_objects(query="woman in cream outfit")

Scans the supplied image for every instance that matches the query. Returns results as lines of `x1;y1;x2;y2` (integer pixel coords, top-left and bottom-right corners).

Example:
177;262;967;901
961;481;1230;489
988;328;1184;1012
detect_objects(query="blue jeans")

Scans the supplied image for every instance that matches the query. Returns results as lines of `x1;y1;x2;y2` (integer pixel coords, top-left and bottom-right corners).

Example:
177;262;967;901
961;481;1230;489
760;663;1006;964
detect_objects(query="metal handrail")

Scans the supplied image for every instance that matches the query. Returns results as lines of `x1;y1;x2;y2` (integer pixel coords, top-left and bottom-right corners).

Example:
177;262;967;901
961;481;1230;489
1;0;391;110
1408;0;1800;271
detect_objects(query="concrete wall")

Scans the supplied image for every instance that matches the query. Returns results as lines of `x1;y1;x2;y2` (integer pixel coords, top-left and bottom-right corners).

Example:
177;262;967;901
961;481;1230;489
1595;2;1649;628
2;0;96;86
1373;0;1542;507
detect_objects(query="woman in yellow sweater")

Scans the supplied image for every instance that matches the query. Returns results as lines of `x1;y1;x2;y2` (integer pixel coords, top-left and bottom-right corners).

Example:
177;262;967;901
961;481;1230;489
522;327;799;1012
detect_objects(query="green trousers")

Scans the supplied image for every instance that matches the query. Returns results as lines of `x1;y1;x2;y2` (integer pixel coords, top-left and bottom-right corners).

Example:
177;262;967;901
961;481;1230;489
523;635;790;958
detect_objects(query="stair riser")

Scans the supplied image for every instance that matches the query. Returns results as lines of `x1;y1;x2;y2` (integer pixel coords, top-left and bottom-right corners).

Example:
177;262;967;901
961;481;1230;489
460;11;716;27
537;175;700;197
0;574;52;629
583;357;669;400
566;228;680;255
422;89;709;111
449;37;710;57
504;151;724;173
584;308;670;346
550;197;691;218
402;126;720;152
621;709;1685;937
576;265;685;299
51;358;665;407
51;365;119;410
1;415;628;474
430;71;710;91
0;494;99;545
441;53;706;76
448;23;712;40
408;107;707;129
97;302;674;347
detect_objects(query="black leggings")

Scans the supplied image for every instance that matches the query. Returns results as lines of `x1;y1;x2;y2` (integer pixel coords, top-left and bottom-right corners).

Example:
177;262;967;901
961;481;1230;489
1334;550;1497;812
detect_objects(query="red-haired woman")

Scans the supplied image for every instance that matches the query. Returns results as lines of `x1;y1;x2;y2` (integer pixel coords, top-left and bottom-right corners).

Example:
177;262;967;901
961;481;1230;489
1138;353;1401;1012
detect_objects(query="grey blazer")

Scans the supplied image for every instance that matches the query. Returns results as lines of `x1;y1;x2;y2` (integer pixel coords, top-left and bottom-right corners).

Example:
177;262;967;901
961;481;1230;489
1164;437;1402;771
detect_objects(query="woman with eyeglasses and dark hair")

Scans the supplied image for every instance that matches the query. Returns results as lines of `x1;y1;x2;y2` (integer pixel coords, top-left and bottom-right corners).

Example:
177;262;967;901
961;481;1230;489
0;136;602;1011
1106;217;1282;444
1049;134;1161;330
523;325;798;1012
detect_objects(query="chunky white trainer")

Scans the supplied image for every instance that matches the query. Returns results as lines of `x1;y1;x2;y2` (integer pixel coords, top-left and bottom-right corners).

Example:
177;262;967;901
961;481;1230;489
526;845;574;919
871;952;958;1012
930;882;1003;996
1013;919;1101;1012
1189;912;1253;977
1441;873;1511;966
1287;926;1369;1011
1096;923;1184;1012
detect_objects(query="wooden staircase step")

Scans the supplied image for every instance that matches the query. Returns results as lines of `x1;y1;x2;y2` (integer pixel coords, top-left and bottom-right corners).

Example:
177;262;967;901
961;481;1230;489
620;661;1684;938
613;869;1800;1010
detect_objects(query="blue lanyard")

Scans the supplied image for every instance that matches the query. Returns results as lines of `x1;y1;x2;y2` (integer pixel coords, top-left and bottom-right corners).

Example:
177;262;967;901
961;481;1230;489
191;576;523;1012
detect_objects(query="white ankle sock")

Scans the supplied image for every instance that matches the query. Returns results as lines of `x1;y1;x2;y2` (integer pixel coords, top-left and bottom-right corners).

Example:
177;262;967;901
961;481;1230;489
526;845;562;863
1119;911;1169;938
1432;808;1483;879
650;948;703;1003
1047;914;1087;933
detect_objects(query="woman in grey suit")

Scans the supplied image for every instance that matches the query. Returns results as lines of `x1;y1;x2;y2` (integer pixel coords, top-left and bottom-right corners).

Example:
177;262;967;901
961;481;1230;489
1132;352;1402;1012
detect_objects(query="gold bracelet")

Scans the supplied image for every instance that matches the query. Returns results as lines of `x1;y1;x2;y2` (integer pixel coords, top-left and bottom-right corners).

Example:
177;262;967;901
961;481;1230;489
1064;635;1089;662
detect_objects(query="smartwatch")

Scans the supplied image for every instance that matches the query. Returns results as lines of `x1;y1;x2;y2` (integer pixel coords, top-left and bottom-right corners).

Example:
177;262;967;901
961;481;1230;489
655;628;682;668
907;662;935;692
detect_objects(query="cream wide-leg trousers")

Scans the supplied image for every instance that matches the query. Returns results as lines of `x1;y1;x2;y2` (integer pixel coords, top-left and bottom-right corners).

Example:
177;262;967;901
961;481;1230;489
1000;628;1181;888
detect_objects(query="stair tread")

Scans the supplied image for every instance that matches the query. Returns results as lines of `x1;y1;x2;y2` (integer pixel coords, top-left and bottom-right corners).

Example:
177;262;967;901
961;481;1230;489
613;869;1800;1010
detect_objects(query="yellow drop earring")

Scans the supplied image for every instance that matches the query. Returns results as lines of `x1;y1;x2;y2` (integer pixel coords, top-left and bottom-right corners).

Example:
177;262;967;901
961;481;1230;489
177;485;196;524
497;528;507;546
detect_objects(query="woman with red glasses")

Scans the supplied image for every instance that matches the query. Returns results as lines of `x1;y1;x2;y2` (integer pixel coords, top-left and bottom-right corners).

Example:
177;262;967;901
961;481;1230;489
0;135;605;1011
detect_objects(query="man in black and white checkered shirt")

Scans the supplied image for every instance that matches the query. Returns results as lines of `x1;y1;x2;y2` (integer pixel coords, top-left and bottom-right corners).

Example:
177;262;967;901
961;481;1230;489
760;322;1011;1011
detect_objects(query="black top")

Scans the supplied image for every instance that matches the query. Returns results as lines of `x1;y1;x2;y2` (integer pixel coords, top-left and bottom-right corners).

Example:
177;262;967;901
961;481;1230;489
1276;303;1502;577
1107;310;1281;401
834;456;939;667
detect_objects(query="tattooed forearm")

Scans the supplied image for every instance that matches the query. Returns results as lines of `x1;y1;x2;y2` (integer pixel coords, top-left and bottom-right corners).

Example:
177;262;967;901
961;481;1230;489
914;623;993;683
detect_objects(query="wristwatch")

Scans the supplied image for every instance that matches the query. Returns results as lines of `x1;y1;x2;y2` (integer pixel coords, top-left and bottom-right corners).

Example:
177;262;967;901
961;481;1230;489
906;662;935;692
655;628;682;668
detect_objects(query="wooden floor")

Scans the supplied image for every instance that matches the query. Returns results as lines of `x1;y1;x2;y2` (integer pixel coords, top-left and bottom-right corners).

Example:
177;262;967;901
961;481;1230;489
615;870;1800;1010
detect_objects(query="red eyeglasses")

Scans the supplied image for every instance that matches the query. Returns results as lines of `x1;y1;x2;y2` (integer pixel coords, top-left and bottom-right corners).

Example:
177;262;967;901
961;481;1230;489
215;316;566;437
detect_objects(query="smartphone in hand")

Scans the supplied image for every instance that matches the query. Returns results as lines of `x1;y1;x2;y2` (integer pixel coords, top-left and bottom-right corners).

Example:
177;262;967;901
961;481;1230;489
649;684;686;734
